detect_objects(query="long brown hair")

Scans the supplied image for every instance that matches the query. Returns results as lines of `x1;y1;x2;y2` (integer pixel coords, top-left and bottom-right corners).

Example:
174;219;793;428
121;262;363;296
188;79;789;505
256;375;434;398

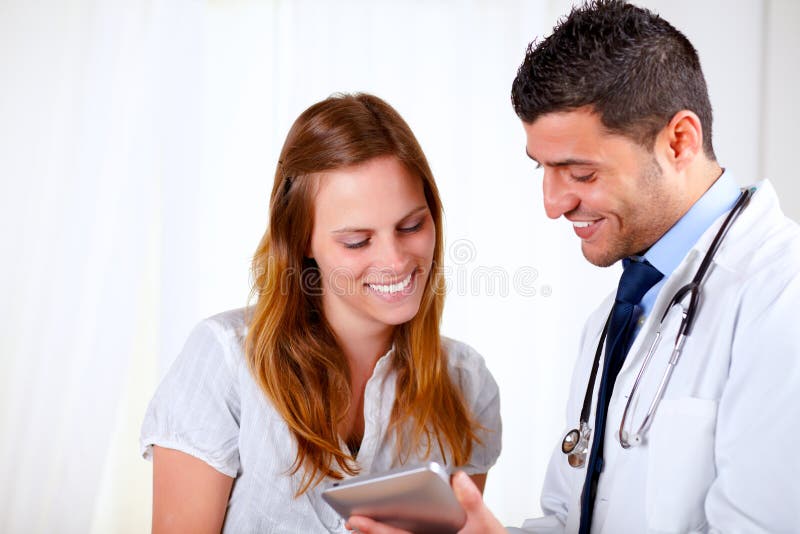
246;93;480;496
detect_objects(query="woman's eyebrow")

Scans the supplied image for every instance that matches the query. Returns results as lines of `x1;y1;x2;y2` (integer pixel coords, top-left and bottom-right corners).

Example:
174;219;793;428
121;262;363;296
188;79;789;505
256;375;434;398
395;205;428;223
331;205;428;234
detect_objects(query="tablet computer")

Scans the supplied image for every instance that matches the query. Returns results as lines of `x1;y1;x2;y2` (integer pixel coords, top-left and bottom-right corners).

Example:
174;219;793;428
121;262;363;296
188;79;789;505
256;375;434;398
321;461;465;534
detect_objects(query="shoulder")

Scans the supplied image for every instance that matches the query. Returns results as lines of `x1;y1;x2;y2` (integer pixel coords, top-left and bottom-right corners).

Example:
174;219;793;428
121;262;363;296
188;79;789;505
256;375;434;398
440;337;502;466
187;307;251;371
668;182;800;324
738;219;800;296
699;184;800;352
202;306;251;341
441;336;487;371
716;181;800;278
441;337;497;393
141;310;251;475
726;190;800;313
160;306;253;383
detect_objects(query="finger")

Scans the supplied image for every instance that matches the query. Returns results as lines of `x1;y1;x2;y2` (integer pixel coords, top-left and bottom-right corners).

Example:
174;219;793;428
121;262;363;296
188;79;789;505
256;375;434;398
346;515;412;534
451;471;507;534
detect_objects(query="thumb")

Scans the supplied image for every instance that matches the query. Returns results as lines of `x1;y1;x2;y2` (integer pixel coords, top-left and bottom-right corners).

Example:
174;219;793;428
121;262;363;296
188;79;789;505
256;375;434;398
452;471;483;512
451;471;506;534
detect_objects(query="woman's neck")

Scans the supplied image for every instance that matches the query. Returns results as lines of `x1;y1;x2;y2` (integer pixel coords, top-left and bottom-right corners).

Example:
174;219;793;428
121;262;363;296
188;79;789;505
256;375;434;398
336;325;394;380
322;299;395;378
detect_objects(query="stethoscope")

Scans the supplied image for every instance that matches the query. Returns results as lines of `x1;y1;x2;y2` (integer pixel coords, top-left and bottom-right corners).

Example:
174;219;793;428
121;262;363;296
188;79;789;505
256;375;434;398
561;187;754;468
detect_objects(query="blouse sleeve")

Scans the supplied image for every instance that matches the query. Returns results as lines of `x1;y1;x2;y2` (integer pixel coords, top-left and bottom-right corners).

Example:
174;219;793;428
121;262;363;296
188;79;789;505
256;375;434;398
139;318;242;477
446;339;503;475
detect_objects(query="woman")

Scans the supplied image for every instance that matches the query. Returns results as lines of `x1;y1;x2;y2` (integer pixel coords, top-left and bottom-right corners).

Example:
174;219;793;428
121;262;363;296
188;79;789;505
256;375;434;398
140;93;501;533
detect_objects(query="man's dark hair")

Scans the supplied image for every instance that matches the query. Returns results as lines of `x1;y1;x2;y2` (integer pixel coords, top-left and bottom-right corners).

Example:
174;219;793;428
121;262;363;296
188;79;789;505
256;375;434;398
511;0;716;159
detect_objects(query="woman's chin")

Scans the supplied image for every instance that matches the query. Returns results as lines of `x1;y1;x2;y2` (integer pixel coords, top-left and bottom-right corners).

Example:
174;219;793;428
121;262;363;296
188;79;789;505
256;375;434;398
368;299;424;328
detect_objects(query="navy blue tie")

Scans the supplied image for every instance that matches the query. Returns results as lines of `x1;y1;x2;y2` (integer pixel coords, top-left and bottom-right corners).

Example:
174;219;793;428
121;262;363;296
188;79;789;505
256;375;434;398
578;259;663;534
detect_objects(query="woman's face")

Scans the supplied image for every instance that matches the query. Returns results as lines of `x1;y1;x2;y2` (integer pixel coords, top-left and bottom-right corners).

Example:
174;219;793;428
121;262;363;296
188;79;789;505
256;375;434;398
308;155;436;338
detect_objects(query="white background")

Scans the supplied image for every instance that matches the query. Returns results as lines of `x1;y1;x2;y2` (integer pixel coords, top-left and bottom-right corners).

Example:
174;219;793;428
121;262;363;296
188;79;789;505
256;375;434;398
1;1;798;532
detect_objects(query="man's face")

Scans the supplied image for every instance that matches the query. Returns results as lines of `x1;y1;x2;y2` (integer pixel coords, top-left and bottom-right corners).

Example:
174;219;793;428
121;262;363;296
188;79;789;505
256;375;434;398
523;108;683;267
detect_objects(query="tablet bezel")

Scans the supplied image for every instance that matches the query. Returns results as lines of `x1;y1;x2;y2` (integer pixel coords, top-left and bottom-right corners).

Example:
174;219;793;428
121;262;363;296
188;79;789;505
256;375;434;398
321;461;466;534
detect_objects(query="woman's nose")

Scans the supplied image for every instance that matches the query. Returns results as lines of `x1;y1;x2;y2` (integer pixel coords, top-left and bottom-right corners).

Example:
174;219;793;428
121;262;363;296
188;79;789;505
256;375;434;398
374;236;409;274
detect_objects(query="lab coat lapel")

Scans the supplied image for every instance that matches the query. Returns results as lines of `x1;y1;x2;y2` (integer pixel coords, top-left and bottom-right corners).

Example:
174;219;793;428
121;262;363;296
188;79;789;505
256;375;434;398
615;250;699;378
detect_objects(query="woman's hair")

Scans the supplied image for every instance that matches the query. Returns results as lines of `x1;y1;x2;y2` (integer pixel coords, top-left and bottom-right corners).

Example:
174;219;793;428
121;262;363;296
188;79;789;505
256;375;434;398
246;93;480;496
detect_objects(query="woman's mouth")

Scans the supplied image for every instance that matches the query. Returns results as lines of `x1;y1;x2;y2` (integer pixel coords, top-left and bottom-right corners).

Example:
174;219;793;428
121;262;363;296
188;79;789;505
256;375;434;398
367;271;413;294
365;270;418;301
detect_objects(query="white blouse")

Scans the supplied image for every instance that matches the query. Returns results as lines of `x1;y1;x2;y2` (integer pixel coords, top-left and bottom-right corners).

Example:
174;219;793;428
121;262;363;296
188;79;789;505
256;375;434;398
140;308;502;533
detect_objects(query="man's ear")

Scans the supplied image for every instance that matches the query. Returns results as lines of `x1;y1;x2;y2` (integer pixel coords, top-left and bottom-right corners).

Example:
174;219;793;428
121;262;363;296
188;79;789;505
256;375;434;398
661;110;703;172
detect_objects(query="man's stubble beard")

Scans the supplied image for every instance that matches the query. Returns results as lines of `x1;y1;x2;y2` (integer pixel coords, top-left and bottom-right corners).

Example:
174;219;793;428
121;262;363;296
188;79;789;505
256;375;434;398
583;155;676;268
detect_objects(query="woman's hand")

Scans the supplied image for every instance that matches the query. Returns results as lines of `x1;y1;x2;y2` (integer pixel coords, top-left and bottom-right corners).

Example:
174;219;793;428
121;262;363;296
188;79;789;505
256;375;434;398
346;471;506;534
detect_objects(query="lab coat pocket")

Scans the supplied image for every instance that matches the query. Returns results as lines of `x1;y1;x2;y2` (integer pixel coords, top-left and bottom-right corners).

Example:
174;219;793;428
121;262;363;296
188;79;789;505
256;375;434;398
646;397;717;533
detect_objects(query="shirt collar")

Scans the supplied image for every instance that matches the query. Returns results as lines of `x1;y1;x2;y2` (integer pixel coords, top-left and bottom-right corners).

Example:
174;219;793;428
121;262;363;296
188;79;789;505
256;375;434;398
637;169;741;278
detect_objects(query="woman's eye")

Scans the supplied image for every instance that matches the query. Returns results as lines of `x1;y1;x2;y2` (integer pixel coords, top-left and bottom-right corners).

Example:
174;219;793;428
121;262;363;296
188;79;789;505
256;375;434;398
398;221;423;234
344;239;369;249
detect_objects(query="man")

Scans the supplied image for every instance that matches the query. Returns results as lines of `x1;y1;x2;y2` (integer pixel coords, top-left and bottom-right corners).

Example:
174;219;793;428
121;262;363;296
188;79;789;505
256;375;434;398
348;1;800;532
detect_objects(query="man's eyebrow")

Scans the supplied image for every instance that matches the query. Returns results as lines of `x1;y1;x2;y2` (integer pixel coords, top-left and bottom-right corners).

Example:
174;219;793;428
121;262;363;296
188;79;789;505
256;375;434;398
331;205;428;234
547;158;597;167
524;148;542;169
525;148;596;169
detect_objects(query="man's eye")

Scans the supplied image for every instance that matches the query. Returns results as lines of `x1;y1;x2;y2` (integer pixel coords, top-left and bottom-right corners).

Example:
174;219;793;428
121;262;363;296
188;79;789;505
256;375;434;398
344;239;369;249
572;172;595;182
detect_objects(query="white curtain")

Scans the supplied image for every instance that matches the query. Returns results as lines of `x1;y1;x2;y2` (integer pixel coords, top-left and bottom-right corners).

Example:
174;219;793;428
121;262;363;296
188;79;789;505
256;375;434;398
0;2;162;532
1;1;795;532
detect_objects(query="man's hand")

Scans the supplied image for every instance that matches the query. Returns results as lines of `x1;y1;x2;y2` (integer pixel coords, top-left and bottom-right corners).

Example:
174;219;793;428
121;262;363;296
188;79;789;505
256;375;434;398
346;471;506;534
449;471;507;533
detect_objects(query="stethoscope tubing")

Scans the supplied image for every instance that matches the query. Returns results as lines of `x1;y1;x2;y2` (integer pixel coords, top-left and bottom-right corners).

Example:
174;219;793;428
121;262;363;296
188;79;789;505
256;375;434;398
565;187;754;461
618;187;753;448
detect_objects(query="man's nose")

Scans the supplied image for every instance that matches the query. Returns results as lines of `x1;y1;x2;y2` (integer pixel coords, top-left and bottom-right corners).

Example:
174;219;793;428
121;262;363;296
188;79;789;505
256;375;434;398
542;169;579;220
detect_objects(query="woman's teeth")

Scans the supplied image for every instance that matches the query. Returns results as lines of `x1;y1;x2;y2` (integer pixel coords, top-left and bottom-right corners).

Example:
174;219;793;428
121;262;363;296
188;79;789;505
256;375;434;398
368;272;413;294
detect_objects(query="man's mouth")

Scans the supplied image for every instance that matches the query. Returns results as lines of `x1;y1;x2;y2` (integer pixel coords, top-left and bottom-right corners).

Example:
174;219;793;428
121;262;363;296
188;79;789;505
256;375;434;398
570;219;603;239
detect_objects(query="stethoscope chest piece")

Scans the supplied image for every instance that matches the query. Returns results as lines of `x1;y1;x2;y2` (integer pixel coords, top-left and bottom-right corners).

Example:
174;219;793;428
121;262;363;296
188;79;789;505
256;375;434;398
562;429;580;454
562;422;591;468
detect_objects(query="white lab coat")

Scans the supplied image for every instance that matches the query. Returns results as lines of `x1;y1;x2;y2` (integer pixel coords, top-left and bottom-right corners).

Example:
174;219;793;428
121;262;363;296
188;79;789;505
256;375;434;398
515;180;800;534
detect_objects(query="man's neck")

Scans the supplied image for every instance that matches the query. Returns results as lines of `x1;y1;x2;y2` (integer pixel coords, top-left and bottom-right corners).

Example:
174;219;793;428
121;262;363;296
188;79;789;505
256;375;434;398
685;159;725;210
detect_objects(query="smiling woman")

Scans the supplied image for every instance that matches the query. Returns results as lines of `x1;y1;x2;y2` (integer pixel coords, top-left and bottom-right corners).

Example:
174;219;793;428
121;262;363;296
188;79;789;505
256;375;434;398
139;93;502;533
